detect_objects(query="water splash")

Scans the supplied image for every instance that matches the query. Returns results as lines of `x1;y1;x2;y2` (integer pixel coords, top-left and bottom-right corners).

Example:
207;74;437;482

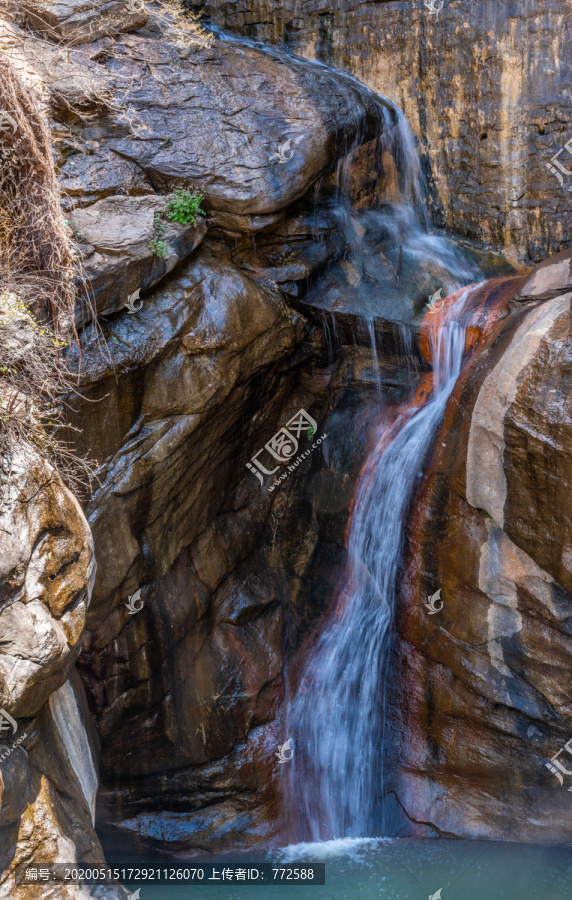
286;286;478;840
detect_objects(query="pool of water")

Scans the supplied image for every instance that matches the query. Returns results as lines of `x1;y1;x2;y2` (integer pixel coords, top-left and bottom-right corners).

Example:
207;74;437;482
123;837;572;899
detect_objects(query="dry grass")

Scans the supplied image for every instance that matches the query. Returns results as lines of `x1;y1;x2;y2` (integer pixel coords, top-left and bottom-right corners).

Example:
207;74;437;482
0;293;94;498
0;0;212;497
0;49;96;495
0;52;77;338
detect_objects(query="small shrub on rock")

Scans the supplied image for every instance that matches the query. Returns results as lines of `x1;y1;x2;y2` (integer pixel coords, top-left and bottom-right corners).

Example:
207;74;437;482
166;188;204;226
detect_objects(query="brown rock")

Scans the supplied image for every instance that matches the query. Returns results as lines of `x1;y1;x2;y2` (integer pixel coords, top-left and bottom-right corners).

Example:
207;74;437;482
394;255;572;844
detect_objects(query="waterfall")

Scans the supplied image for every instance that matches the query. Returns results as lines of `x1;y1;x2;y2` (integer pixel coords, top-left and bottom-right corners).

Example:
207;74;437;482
283;105;482;841
286;272;480;839
49;679;99;825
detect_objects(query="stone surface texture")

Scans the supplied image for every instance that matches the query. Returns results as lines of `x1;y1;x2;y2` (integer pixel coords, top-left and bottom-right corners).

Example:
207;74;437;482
194;0;572;264
393;250;572;844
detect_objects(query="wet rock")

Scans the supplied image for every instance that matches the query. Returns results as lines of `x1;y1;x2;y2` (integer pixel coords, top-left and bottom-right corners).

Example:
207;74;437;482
197;0;572;263
69;194;207;319
62;246;315;849
395;255;572;844
60;150;154;211
22;10;397;235
21;0;148;45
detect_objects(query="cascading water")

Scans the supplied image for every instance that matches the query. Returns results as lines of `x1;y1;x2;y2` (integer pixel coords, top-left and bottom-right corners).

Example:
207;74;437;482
285;110;482;842
286;286;477;841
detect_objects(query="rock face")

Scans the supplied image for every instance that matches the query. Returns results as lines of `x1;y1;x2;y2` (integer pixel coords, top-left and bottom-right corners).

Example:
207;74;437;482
1;0;417;854
0;446;95;718
0;445;124;898
393;250;572;844
5;0;572;865
70;195;207;319
21;0;148;45
70;244;315;852
195;0;572;264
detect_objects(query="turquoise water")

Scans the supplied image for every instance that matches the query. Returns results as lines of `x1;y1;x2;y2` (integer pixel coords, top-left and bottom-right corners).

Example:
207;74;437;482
123;837;572;899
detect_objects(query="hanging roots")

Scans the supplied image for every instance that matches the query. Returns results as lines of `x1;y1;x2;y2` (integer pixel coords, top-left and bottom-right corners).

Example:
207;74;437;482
0;51;77;340
0;52;95;497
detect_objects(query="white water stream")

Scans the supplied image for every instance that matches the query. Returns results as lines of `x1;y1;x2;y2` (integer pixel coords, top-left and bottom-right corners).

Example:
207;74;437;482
286;283;477;839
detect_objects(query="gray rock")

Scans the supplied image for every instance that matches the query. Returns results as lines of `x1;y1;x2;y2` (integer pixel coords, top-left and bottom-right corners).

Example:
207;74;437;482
0;445;95;718
21;0;148;45
0;746;32;828
60;149;154;211
69;194;207;319
516;248;572;300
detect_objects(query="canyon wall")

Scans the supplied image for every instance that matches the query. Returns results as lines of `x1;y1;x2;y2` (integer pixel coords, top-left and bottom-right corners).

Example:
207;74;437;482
2;0;572;867
0;1;403;857
194;0;572;265
394;252;572;844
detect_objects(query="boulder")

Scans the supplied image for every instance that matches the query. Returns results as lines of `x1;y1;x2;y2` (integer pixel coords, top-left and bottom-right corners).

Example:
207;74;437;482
21;0;148;45
394;253;572;844
0;445;95;718
12;6;398;235
69;194;207;319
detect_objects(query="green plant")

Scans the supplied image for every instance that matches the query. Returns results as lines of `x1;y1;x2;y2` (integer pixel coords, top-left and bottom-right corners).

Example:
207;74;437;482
150;212;169;259
150;239;168;258
166;187;204;226
160;136;174;149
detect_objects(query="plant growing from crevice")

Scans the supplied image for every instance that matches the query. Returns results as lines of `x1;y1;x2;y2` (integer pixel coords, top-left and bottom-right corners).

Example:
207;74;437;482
166;187;204;225
150;212;168;258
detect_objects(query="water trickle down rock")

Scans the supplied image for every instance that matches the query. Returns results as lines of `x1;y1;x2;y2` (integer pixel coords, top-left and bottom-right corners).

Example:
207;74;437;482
394;250;572;845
